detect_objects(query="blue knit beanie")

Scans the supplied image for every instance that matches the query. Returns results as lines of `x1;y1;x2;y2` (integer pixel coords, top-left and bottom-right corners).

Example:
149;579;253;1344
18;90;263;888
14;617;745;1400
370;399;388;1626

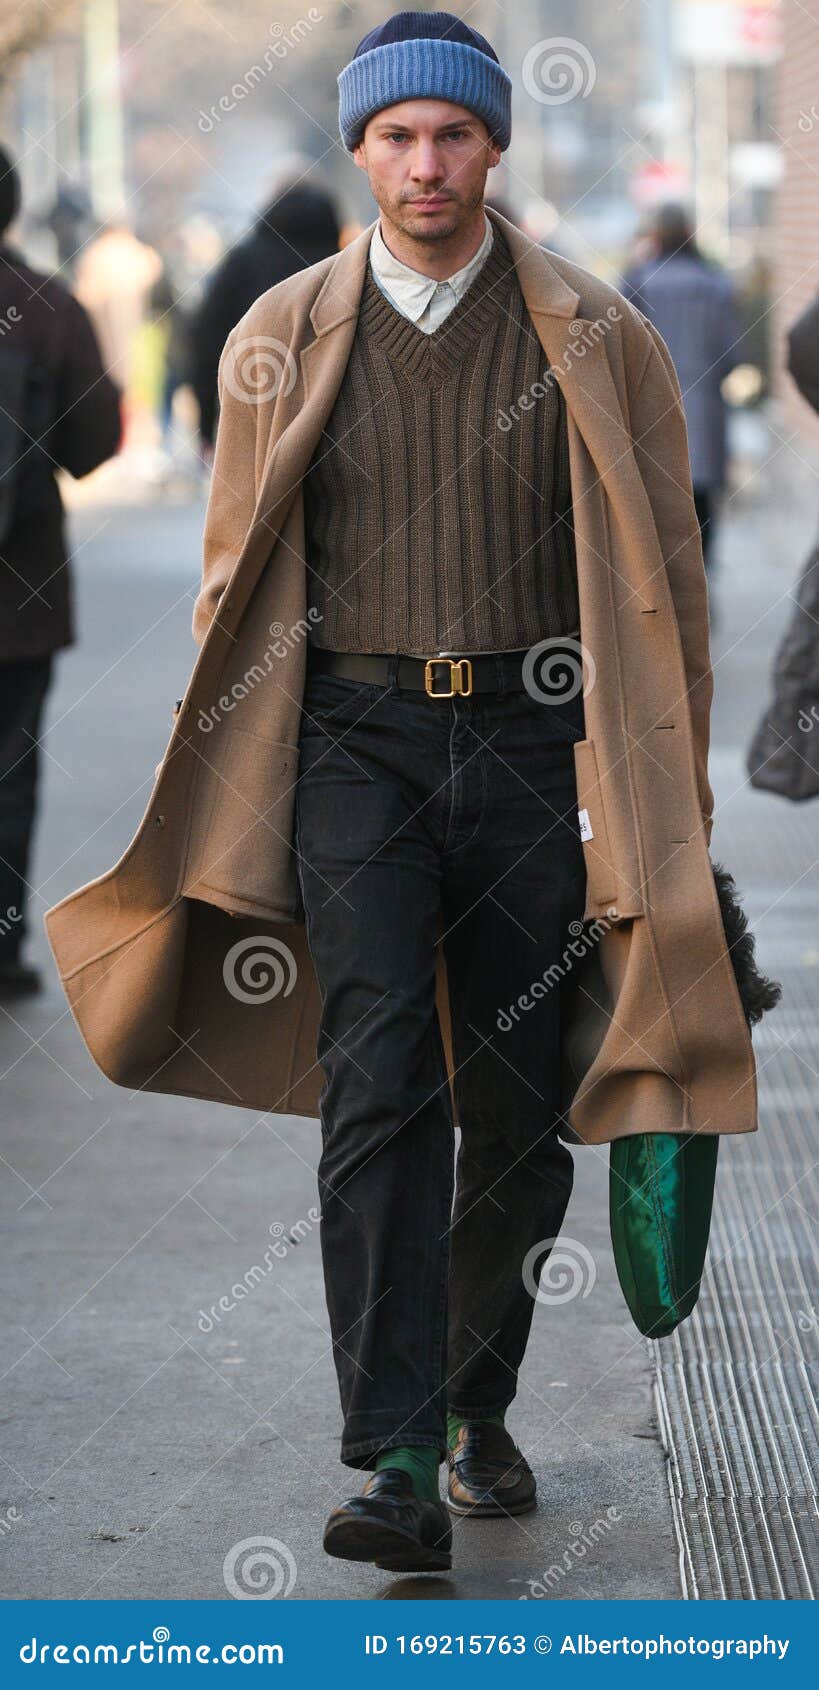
337;10;512;154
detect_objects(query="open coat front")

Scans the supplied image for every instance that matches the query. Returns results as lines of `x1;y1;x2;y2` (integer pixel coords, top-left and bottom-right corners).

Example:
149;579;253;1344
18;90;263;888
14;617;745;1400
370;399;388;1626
43;206;757;1143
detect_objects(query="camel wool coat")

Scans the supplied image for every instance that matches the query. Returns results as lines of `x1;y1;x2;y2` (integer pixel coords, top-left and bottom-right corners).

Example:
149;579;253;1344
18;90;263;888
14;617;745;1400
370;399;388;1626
43;206;757;1144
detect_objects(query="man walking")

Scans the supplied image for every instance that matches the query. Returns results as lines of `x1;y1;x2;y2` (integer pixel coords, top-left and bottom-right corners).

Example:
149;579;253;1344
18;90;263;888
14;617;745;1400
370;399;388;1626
44;10;752;1577
293;12;591;1573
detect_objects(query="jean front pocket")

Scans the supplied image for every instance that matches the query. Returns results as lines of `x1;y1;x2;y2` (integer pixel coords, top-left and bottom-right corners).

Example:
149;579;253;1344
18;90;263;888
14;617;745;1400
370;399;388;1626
543;697;587;745
502;686;587;747
300;671;387;733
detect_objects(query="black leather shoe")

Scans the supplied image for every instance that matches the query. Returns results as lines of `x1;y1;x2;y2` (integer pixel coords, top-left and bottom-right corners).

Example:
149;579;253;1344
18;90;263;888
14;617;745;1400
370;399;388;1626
323;1467;452;1572
447;1421;537;1516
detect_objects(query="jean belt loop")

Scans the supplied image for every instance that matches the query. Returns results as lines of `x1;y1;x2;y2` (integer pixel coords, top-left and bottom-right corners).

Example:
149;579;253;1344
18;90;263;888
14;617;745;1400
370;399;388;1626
387;652;400;694
495;652;506;700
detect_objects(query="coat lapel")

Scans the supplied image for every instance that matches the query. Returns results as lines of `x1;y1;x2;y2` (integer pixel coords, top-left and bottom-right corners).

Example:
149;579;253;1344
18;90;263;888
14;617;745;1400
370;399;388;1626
497;211;667;607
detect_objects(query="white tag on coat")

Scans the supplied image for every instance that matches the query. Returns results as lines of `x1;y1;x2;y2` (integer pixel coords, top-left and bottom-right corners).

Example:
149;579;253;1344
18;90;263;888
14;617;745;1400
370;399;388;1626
578;807;594;842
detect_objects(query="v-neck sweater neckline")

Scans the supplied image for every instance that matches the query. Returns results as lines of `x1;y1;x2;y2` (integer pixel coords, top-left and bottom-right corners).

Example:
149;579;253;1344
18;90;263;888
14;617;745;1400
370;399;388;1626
357;222;517;381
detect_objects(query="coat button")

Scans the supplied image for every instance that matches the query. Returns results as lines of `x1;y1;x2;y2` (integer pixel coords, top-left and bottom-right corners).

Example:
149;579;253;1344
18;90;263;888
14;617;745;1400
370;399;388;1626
154;813;166;828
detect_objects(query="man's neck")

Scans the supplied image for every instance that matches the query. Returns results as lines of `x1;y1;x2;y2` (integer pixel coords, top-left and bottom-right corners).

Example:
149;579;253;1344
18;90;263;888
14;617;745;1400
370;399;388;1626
376;210;488;281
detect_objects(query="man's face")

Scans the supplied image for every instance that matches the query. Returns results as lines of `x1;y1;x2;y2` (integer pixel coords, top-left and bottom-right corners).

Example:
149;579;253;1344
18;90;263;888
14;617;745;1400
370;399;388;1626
352;99;501;242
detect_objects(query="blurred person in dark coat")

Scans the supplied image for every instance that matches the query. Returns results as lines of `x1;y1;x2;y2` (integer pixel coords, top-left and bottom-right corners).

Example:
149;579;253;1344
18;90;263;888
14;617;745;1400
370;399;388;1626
621;203;744;579
0;146;121;996
747;288;819;802
191;179;341;449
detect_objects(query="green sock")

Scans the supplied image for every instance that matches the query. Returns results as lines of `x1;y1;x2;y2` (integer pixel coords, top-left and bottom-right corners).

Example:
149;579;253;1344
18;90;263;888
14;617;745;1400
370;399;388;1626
374;1445;441;1503
447;1408;506;1451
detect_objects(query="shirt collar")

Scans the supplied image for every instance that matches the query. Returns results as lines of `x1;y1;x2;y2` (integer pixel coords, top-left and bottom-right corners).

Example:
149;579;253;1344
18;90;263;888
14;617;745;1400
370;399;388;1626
368;211;494;322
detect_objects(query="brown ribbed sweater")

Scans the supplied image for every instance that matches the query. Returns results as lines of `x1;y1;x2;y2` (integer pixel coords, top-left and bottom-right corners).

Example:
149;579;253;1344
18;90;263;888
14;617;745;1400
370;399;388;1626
302;224;579;654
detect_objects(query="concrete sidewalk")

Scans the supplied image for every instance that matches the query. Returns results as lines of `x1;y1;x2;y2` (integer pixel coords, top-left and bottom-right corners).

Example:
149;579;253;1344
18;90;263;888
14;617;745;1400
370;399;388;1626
0;469;811;1601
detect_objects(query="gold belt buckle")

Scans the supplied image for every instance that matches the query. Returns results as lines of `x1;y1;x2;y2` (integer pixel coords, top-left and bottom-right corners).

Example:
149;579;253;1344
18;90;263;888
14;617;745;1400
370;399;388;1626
424;657;473;698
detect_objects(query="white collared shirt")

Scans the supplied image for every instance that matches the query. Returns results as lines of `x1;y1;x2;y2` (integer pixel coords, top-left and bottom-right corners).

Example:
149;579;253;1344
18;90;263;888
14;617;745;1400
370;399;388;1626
368;211;494;335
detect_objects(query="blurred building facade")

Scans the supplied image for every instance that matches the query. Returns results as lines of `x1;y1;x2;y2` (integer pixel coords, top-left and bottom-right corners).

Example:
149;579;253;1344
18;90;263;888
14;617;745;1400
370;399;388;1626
770;0;819;454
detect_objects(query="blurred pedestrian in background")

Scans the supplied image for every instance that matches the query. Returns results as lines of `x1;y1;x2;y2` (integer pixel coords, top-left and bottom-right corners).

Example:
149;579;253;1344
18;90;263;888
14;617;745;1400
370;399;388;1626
621;203;744;586
0;146;122;997
73;218;163;435
190;176;341;452
746;287;819;803
128;262;194;473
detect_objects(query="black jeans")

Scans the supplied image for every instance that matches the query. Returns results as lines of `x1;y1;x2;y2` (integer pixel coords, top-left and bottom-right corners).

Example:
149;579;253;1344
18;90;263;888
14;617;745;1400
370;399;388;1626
0;654;53;964
294;659;586;1469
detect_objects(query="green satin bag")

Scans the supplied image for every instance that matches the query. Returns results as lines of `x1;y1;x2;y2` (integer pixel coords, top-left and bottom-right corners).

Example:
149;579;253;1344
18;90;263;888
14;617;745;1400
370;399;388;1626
609;1132;719;1338
605;860;783;1337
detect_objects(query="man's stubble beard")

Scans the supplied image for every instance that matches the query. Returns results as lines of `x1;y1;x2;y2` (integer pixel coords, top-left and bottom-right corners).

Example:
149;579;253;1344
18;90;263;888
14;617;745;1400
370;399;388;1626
372;179;488;248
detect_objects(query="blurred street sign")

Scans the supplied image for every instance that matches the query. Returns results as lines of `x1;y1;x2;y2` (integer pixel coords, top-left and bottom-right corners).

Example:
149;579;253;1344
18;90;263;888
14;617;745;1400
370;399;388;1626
631;160;690;206
675;0;782;66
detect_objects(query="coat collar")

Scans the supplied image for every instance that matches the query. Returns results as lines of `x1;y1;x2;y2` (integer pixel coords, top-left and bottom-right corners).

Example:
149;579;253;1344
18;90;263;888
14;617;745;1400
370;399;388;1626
307;203;582;340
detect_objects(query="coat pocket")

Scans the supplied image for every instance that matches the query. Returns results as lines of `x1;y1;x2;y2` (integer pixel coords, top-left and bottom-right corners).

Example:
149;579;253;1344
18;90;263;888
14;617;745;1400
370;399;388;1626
573;738;643;921
183;725;300;916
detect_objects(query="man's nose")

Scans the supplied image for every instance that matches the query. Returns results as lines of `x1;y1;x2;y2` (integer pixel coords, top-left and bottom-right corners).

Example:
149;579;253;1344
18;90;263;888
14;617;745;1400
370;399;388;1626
409;144;445;180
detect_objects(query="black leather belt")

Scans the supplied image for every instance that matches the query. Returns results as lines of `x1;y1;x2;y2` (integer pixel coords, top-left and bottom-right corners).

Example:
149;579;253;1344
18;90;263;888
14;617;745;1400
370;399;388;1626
306;645;533;698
